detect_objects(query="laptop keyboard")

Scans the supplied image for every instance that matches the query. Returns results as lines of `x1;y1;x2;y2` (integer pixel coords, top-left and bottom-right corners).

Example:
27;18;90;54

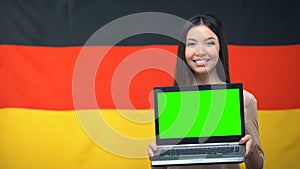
159;146;240;156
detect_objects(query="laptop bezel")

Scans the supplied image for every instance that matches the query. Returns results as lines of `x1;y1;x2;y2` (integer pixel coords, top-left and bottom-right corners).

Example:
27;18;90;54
154;83;245;145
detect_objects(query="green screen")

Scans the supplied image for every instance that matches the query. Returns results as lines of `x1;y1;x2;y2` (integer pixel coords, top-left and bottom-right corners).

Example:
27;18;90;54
157;89;241;139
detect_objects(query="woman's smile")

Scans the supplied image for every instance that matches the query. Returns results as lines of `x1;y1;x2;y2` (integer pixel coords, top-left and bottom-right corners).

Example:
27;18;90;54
193;58;210;66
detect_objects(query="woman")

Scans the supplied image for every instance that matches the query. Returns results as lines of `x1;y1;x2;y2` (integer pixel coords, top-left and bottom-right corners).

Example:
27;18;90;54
148;14;265;169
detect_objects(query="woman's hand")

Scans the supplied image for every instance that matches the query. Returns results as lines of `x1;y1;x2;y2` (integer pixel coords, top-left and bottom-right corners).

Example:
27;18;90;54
239;134;254;158
148;142;158;157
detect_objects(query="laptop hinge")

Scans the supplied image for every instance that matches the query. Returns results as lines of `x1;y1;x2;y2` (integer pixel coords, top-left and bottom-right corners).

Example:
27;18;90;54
158;142;240;148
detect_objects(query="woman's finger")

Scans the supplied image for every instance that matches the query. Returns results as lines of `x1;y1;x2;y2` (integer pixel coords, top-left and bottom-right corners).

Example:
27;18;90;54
148;142;157;157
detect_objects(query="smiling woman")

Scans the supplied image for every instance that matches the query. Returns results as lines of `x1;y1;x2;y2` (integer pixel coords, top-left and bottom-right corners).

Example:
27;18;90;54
148;14;265;169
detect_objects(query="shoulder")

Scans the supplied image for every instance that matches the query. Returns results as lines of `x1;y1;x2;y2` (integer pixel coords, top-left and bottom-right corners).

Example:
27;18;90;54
243;89;257;107
242;90;258;123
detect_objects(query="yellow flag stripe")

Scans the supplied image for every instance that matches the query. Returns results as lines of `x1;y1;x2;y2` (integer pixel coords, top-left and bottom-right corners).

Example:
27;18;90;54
0;108;299;169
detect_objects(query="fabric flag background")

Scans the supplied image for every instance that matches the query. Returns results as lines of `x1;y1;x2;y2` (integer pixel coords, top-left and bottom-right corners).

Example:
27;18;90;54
0;0;300;169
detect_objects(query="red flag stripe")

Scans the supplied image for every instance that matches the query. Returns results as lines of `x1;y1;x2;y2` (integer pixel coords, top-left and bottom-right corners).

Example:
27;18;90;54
1;44;299;110
229;45;300;110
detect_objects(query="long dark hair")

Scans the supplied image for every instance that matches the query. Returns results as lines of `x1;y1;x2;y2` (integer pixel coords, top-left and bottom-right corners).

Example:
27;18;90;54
174;14;230;86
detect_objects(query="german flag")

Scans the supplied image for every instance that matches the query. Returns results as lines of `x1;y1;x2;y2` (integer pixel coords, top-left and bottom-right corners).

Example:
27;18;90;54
0;1;299;169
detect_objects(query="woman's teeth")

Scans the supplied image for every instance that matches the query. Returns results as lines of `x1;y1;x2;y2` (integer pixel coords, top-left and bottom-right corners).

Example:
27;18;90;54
196;60;206;64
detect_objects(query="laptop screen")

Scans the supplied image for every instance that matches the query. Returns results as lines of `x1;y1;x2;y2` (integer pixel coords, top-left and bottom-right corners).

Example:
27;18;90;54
154;83;245;145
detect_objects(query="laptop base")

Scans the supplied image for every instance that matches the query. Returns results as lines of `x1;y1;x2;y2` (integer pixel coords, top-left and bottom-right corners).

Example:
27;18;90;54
151;156;244;166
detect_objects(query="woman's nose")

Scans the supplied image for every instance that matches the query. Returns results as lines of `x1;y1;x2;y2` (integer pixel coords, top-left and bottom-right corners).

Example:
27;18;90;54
195;50;206;57
194;45;206;57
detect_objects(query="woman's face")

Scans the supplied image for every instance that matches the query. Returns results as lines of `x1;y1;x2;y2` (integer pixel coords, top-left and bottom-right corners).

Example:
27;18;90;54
185;25;220;75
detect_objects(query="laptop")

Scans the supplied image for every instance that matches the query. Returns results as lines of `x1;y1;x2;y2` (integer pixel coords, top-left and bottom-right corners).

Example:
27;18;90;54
151;83;245;166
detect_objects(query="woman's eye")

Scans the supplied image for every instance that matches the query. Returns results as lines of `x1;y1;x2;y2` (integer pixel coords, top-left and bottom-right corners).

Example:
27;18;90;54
186;42;196;47
205;41;215;46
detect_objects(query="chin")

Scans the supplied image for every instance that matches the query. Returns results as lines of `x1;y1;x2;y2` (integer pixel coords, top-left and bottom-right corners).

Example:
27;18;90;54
194;67;208;72
194;69;208;75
